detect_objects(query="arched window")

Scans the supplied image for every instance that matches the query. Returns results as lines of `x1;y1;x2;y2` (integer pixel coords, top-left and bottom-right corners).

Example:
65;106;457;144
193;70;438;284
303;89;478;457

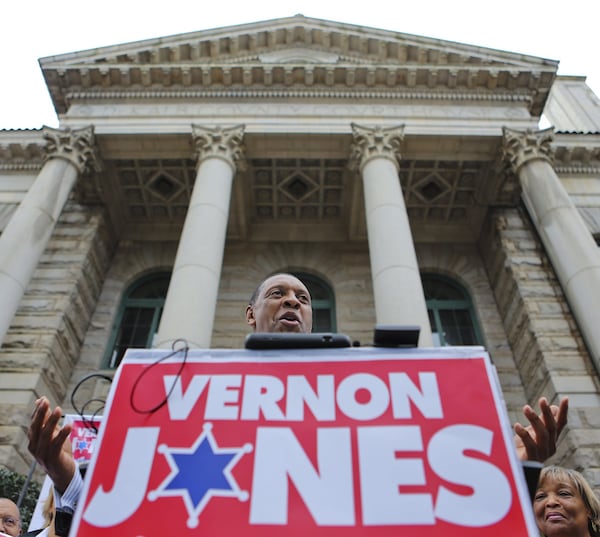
104;272;170;368
422;273;482;347
292;272;336;332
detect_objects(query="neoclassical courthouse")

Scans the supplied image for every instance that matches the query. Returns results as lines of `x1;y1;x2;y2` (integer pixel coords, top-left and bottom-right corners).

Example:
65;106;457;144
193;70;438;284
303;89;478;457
1;15;600;487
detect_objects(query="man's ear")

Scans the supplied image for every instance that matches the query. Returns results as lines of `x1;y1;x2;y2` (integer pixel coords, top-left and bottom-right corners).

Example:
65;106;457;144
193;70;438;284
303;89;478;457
245;305;256;328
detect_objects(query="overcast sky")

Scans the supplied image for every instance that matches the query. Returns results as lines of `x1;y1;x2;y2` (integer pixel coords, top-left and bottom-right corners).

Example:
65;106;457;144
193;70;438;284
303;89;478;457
2;0;599;130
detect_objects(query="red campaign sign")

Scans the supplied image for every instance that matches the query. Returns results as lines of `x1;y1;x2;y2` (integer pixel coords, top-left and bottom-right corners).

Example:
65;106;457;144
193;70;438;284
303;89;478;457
66;416;102;463
71;347;538;536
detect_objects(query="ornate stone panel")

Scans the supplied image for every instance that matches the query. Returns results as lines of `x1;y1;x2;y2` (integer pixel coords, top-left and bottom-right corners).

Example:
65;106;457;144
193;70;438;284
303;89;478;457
248;158;347;220
399;159;490;222
114;159;196;220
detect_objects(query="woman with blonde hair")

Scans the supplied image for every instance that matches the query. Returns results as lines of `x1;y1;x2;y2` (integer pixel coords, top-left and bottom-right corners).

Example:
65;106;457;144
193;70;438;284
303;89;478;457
534;466;600;537
22;489;55;537
40;491;55;537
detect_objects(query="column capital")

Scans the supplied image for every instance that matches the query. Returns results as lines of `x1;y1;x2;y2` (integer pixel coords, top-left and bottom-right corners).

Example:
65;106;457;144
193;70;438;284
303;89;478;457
502;126;555;175
349;123;405;172
42;125;99;174
191;124;246;172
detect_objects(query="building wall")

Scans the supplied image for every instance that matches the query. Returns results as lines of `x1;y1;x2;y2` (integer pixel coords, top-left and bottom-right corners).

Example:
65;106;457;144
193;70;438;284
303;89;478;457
0;200;114;472
416;240;529;424
72;235;515;374
480;206;600;478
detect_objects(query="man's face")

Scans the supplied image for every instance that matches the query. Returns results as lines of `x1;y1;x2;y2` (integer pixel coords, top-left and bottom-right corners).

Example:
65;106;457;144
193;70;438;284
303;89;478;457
0;499;21;536
246;274;313;333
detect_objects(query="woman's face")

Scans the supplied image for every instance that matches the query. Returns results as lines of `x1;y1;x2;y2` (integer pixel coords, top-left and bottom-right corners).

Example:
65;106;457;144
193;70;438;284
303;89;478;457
534;475;591;537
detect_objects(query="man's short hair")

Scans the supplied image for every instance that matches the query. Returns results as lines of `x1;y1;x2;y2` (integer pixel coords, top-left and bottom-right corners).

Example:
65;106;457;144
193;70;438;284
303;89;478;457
248;273;301;306
248;281;264;306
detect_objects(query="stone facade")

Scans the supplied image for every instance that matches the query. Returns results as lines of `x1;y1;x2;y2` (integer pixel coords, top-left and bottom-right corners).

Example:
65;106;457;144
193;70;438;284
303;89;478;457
480;207;600;470
0;200;114;472
1;15;600;496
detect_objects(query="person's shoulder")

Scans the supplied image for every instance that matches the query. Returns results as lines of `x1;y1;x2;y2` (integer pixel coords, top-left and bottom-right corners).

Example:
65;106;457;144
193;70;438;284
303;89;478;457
22;528;49;537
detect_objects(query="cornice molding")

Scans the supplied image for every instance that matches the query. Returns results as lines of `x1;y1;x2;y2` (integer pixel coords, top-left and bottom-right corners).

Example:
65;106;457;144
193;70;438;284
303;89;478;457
552;143;600;170
0;138;45;169
46;63;554;89
64;88;533;104
555;165;600;174
0;163;43;171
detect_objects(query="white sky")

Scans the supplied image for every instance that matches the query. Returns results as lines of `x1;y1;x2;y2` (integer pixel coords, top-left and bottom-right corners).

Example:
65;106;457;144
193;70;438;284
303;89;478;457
2;0;599;130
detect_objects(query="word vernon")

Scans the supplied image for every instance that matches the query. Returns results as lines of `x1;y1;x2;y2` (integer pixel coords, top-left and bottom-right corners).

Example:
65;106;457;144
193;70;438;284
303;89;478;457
164;372;444;421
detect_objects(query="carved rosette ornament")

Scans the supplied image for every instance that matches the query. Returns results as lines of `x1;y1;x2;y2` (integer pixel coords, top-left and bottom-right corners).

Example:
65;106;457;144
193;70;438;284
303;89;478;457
191;124;246;172
42;125;99;174
502;126;555;175
349;123;405;172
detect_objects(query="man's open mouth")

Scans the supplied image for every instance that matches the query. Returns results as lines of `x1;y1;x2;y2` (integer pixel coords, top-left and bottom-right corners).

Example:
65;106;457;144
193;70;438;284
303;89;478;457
279;312;300;323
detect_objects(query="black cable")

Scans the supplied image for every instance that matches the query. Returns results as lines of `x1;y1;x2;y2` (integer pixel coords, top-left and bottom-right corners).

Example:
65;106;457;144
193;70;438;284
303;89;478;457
70;373;113;434
79;398;106;434
90;403;105;425
129;339;190;415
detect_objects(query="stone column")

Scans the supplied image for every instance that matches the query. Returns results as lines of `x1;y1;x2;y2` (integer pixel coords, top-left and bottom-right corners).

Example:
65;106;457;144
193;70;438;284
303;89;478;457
155;124;245;349
503;126;600;371
0;126;97;346
350;124;433;346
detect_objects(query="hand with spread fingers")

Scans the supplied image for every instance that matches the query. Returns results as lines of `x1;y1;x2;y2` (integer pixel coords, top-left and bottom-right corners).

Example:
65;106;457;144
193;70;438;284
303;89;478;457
28;396;76;495
513;396;569;462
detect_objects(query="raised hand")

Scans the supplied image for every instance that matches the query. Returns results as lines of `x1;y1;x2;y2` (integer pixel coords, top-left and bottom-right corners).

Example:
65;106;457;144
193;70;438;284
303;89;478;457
28;396;76;494
513;396;569;462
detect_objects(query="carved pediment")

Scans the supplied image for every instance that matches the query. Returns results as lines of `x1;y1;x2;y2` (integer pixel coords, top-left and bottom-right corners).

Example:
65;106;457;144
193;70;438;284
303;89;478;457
40;14;558;116
258;47;339;64
41;14;557;69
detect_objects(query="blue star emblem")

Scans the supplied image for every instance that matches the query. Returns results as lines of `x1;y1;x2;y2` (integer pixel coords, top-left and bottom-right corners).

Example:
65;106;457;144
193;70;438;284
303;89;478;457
76;439;89;450
148;422;252;528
